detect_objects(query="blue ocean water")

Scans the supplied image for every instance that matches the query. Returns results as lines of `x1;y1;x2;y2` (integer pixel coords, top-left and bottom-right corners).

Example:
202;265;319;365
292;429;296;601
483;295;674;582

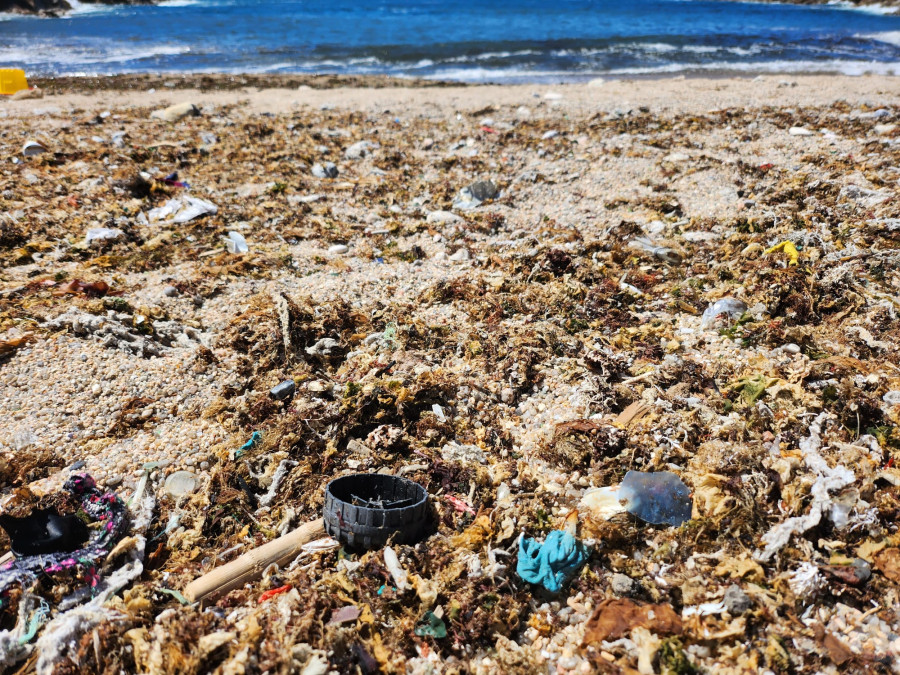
2;0;900;81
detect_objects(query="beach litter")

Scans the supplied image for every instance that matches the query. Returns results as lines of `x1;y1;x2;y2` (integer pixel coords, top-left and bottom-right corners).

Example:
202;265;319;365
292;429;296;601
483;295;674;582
1;74;900;673
148;196;219;224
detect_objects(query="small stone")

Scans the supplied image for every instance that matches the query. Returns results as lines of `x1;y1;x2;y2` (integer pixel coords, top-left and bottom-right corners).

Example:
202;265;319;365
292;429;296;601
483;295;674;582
106;474;123;488
312;162;339;179
723;584;752;615
150;102;200;123
422;137;434;149
515;106;532;120
163;286;178;297
781;343;801;354
467;180;498;202
344;140;374;159
849;558;872;584
328;244;349;255
449;248;471;262
500;387;515;404
426;210;463;225
91;384;102;396
874;123;897;136
610;573;635;596
788;127;814;137
70;460;86;471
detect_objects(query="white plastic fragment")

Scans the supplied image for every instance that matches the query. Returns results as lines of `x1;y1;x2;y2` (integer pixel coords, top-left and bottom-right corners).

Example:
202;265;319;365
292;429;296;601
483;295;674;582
383;546;409;590
580;486;627;520
22;141;46;157
85;227;124;246
700;297;748;329
148;197;218;224
225;231;249;254
682;601;728;618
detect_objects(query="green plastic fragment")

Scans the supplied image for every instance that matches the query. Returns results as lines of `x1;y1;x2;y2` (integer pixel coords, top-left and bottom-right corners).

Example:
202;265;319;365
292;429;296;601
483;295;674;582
414;611;447;638
156;588;190;605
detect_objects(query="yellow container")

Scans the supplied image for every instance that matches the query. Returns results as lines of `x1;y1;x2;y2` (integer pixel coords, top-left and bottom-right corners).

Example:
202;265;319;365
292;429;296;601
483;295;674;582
0;69;29;96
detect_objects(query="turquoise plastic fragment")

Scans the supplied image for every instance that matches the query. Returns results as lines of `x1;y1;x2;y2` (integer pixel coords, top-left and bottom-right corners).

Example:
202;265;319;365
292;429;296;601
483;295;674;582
516;529;588;593
234;431;261;459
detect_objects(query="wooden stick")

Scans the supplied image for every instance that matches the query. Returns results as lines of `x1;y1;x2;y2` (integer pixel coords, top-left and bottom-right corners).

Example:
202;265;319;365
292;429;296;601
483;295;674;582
183;517;326;604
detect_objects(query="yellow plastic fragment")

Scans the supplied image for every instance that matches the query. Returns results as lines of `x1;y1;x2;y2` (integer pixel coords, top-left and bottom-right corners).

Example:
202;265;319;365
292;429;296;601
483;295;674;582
764;240;799;266
0;69;28;96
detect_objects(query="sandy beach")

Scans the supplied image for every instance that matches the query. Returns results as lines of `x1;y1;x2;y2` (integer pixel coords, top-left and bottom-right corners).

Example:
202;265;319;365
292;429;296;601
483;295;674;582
2;74;900;672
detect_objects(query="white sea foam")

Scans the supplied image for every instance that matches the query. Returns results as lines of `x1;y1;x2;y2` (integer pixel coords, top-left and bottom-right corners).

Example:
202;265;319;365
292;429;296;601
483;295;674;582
0;41;192;66
602;58;900;76
859;30;900;46
828;0;899;14
418;57;900;83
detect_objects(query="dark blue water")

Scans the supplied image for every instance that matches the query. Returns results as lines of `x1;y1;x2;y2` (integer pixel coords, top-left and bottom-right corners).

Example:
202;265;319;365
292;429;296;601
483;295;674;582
2;0;900;81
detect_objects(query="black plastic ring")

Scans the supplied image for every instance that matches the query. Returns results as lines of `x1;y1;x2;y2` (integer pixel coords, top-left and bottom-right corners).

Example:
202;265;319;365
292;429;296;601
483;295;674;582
323;473;429;550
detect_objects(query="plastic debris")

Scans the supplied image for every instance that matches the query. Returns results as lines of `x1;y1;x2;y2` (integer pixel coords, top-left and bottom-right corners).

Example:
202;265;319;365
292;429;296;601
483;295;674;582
629;236;683;265
581;471;692;526
324;474;429;549
453;179;498;210
312;162;339;179
269;379;296;400
765;240;800;265
85;227;124;246
232;430;261;460
414;611;447;638
259;584;292;603
619;471;693;526
224;231;249;254
148;196;218;224
0;509;88;556
22;141;46;157
383;546;410;590
517;512;588;592
0;475;130;596
700;297;748;328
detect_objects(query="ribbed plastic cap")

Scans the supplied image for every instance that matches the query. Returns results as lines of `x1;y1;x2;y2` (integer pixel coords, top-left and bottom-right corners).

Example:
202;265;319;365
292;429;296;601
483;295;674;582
323;473;429;550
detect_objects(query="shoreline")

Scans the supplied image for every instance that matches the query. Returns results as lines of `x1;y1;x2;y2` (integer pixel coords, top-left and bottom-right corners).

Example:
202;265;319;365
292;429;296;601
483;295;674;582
3;0;900;17
17;69;900;98
7;74;900;118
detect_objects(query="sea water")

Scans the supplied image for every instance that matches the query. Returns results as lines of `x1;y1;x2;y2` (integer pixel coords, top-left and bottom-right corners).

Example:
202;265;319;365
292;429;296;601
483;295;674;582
2;0;900;81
